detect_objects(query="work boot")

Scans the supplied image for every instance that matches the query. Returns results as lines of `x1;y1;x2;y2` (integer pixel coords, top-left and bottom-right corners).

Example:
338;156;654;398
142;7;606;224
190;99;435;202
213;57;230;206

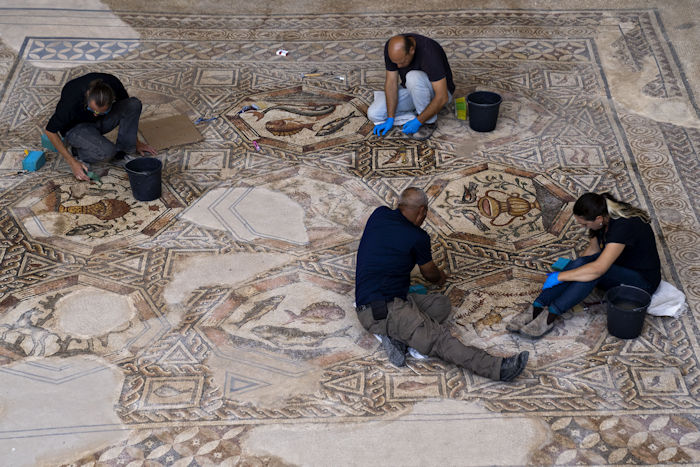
381;335;407;367
499;351;529;382
520;307;556;339
410;123;436;141
506;305;535;333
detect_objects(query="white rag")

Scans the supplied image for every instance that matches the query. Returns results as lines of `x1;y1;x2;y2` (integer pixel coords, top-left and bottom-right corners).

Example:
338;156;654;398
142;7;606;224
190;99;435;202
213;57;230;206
373;334;428;360
647;280;688;318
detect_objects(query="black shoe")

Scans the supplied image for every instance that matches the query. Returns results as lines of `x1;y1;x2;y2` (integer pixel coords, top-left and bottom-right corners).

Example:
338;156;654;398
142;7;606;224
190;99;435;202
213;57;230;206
381;335;407;367
113;150;127;160
499;351;529;382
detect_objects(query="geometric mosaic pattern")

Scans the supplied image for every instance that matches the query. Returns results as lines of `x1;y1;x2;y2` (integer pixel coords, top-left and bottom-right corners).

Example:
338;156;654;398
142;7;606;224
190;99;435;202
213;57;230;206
0;7;698;466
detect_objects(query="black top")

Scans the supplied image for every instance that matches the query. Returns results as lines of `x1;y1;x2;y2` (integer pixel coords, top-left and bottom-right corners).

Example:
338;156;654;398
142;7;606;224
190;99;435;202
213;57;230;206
595;216;661;290
384;34;455;94
46;73;129;136
355;206;433;306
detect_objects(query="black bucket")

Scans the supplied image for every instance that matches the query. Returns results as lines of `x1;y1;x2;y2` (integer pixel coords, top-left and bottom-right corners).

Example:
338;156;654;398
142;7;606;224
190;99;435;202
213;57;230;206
467;91;502;132
125;157;162;201
604;285;651;339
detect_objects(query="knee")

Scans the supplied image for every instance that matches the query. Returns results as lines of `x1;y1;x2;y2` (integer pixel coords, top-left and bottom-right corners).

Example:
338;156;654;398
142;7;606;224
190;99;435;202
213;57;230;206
367;100;386;123
431;294;452;323
97;141;118;160
405;70;429;89
124;97;142;114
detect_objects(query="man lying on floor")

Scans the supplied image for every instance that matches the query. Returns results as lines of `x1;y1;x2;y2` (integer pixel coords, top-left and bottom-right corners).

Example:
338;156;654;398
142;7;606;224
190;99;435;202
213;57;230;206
354;187;528;382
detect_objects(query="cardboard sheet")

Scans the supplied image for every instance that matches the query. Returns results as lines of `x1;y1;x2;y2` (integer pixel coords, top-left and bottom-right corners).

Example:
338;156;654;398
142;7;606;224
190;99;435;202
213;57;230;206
139;114;203;151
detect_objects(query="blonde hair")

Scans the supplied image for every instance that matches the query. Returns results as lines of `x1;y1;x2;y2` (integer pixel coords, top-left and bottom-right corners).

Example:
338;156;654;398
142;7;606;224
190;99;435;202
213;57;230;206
605;195;650;223
573;192;650;224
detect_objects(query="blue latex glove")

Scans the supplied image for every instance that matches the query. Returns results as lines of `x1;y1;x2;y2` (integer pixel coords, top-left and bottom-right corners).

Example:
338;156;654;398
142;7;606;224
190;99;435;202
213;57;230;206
408;284;428;295
373;117;394;136
542;272;562;290
401;117;422;134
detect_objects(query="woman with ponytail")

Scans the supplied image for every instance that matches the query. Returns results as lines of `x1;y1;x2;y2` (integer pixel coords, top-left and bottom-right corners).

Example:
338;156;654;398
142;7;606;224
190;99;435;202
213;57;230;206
508;192;661;338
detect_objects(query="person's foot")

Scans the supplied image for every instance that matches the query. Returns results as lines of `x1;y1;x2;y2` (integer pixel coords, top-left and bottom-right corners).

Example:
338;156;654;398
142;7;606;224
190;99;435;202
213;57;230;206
409;123;436;141
113;150;127;160
506;305;535;333
381;335;407;367
499;350;529;382
519;307;556;339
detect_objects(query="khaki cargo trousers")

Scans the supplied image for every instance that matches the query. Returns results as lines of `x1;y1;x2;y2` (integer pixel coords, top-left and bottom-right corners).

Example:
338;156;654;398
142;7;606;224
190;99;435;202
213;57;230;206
357;293;502;380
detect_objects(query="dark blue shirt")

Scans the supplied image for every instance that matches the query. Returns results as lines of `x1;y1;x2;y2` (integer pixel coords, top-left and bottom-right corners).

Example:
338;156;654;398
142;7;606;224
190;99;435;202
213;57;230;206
355;206;433;306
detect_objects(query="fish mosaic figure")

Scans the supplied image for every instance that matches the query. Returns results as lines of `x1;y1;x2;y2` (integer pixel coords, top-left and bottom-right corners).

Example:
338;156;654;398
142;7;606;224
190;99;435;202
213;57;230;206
265;119;316;136
396;380;434;391
283;301;346;325
58;199;131;221
65;223;111;236
233;295;285;328
314;111;361;137
251;325;351;347
251;104;336;121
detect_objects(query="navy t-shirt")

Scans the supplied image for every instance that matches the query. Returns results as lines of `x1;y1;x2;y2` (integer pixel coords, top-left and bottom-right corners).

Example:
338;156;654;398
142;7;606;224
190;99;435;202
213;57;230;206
384;34;455;95
595;216;661;289
46;73;129;136
355;206;433;306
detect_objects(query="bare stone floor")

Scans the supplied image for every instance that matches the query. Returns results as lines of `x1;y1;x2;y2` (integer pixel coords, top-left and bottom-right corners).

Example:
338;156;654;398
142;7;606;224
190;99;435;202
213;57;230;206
0;1;698;466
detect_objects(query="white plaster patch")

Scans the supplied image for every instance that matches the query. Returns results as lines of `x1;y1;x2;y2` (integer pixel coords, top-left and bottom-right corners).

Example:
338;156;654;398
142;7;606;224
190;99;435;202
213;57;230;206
0;356;127;467
244;399;549;466
180;187;309;245
597;27;700;129
163;252;293;305
55;287;134;337
0;1;140;69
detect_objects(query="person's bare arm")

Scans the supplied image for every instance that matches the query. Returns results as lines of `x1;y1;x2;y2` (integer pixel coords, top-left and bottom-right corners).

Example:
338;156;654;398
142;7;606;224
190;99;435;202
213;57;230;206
416;78;449;124
384;70;399;119
581;237;601;256
559;242;625;283
45;130;89;181
419;260;448;286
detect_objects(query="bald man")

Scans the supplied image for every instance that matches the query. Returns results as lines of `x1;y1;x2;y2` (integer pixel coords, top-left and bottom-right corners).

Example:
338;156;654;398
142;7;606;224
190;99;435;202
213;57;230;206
368;34;455;141
355;187;528;382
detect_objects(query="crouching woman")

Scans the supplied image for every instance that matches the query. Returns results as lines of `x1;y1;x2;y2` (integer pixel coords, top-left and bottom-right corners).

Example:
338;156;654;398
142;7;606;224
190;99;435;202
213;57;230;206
509;192;661;338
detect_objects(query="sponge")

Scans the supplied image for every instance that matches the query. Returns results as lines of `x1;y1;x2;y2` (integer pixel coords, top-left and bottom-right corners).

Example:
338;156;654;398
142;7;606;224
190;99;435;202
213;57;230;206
22;150;46;172
552;257;571;271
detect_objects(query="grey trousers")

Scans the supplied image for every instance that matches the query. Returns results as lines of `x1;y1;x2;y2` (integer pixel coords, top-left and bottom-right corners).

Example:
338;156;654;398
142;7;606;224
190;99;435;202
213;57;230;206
367;70;452;126
64;97;142;163
357;293;502;380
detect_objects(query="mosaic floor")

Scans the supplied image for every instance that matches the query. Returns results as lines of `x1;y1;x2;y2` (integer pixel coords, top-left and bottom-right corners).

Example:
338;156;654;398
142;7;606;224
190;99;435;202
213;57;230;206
0;3;699;466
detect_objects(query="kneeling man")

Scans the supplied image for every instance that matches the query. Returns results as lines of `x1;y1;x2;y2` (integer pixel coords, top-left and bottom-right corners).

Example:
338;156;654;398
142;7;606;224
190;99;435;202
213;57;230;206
45;72;156;181
368;34;454;141
355;187;528;382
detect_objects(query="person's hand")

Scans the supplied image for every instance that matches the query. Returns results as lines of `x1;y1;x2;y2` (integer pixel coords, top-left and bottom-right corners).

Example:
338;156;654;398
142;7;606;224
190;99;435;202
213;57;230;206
401;118;422;135
69;158;90;181
542;272;562;290
136;140;157;156
373;117;394;137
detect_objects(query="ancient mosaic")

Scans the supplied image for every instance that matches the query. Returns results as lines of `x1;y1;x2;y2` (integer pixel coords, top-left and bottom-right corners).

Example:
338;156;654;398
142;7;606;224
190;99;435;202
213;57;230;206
0;7;698;466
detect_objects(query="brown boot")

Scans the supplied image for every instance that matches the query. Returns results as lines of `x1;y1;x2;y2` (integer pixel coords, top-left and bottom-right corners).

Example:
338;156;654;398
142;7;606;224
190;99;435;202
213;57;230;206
506;305;534;333
520;307;555;339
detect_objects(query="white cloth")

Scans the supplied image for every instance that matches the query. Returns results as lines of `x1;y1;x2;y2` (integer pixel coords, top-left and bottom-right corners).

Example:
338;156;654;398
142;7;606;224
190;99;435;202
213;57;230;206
647;280;687;318
373;334;428;360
